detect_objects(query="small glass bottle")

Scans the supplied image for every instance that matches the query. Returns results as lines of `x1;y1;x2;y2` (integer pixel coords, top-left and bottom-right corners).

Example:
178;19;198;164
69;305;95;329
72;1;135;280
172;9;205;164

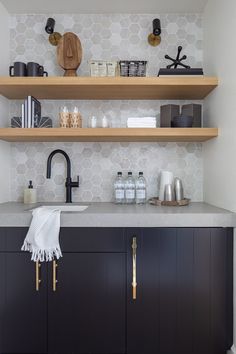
88;115;97;128
101;115;109;128
135;172;147;204
125;172;135;204
114;172;125;204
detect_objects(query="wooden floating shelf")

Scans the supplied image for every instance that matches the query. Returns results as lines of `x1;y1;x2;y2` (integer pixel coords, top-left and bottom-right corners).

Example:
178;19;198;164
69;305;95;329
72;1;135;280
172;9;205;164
0;76;218;100
0;128;218;142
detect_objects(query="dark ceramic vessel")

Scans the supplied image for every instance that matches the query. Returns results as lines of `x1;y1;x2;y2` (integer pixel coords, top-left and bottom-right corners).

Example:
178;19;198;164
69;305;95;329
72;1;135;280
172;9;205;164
172;114;193;127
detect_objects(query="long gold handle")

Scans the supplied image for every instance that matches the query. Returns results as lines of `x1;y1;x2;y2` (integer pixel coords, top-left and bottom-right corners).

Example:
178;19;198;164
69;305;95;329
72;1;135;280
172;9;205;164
132;237;137;300
35;261;41;292
53;260;58;292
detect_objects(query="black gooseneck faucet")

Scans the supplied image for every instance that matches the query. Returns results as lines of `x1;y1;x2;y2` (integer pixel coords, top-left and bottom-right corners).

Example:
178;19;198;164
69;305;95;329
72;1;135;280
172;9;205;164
46;149;79;203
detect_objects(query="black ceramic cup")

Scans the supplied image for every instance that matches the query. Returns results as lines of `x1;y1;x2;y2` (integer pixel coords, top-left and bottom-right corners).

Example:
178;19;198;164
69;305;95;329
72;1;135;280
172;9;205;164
9;62;27;77
39;66;48;77
27;62;48;77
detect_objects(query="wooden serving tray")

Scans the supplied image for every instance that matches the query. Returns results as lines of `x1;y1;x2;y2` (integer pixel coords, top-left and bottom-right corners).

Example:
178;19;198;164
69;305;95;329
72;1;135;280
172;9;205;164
149;197;190;206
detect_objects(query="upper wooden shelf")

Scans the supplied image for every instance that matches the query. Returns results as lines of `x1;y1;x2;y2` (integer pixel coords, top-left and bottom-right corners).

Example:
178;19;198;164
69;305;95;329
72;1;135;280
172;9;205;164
0;128;218;142
0;76;218;100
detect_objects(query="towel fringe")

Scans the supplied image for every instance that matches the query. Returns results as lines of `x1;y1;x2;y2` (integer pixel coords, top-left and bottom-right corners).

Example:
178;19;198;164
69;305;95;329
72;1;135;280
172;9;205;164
21;240;62;262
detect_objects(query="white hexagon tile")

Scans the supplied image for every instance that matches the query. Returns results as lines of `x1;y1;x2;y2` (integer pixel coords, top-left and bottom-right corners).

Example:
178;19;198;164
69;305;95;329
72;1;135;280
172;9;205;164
9;14;203;202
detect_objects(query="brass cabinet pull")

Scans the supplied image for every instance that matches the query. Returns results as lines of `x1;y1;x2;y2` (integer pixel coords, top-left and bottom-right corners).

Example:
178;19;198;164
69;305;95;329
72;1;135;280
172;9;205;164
35;261;41;292
132;237;137;300
53;260;58;292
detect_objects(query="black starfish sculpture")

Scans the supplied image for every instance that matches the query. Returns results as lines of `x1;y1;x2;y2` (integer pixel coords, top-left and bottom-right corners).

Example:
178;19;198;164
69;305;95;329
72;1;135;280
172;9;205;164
165;46;190;69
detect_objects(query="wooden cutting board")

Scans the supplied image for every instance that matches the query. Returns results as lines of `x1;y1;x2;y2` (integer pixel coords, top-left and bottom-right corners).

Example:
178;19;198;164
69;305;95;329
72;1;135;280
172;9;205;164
57;32;82;77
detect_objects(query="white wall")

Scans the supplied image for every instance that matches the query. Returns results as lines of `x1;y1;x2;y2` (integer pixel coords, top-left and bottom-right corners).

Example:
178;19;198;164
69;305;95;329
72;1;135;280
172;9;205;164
203;1;236;353
0;1;10;202
203;0;236;212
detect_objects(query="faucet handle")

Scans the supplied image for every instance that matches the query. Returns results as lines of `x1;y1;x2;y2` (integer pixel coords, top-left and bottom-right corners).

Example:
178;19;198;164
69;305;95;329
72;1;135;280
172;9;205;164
71;175;79;188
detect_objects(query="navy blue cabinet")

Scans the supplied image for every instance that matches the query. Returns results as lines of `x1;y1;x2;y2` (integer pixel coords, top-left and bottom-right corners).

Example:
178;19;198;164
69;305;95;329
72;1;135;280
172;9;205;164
0;227;233;354
48;228;126;354
127;228;233;354
0;228;47;354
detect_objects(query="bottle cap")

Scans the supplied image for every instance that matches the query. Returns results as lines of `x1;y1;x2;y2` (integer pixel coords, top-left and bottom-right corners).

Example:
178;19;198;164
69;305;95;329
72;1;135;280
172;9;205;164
128;172;132;176
28;180;33;189
117;172;122;176
139;172;143;176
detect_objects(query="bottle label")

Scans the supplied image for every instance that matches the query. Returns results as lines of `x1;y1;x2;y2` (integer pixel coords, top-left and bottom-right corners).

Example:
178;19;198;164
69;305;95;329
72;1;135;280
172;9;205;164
136;190;146;199
126;190;135;199
115;190;124;199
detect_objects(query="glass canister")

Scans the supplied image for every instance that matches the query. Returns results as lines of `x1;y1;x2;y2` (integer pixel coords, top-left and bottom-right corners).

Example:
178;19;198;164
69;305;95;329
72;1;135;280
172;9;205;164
101;115;110;128
88;115;97;128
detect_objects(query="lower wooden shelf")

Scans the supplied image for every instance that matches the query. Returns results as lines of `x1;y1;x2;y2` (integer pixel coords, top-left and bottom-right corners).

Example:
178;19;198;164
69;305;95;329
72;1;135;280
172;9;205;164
0;128;218;142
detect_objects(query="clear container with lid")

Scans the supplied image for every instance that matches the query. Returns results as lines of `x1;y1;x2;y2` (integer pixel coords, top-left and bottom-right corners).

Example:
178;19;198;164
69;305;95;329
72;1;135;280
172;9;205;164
101;115;110;128
88;115;97;128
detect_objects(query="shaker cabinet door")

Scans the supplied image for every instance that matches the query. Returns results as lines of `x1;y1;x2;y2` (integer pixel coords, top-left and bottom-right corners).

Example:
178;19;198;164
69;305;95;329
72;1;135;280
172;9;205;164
48;252;126;354
0;252;47;354
126;228;160;354
126;228;181;354
127;228;233;354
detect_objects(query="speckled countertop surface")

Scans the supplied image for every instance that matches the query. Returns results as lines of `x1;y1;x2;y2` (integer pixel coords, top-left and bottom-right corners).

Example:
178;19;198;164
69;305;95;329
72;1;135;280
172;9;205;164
0;202;234;228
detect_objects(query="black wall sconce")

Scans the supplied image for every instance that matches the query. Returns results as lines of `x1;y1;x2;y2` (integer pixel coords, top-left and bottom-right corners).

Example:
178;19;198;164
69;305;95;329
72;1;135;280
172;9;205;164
45;17;62;46
45;18;55;34
148;18;161;47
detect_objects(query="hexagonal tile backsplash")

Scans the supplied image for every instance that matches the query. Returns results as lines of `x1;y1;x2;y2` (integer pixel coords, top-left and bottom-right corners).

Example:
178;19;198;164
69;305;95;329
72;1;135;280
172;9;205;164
10;14;203;202
10;14;202;76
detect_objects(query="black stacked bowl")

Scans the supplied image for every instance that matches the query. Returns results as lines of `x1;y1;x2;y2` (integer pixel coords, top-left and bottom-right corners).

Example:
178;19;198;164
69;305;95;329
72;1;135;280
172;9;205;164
172;115;193;127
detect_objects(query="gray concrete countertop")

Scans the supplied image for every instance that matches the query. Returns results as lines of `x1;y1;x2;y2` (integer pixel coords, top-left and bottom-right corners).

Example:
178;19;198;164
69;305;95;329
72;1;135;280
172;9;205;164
0;202;235;227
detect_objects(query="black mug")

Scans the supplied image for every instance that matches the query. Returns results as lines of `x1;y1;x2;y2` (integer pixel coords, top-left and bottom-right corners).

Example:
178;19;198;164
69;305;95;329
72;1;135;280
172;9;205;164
39;66;48;77
27;62;48;77
9;62;27;77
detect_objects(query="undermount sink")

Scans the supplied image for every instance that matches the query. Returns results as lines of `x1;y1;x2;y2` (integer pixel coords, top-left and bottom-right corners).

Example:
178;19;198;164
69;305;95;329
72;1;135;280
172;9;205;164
30;205;89;212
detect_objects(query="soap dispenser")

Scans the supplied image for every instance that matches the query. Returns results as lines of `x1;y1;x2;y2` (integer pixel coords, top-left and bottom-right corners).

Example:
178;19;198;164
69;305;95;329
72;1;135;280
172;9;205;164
24;180;37;204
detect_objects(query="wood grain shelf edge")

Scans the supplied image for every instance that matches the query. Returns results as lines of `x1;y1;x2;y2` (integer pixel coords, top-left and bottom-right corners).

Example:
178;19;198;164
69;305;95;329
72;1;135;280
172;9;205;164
0;76;218;100
0;128;218;142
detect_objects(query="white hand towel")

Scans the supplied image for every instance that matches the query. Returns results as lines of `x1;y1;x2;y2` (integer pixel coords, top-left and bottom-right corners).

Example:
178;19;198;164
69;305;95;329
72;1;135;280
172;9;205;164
127;117;156;120
21;207;62;262
127;118;156;123
127;123;156;127
127;117;157;128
